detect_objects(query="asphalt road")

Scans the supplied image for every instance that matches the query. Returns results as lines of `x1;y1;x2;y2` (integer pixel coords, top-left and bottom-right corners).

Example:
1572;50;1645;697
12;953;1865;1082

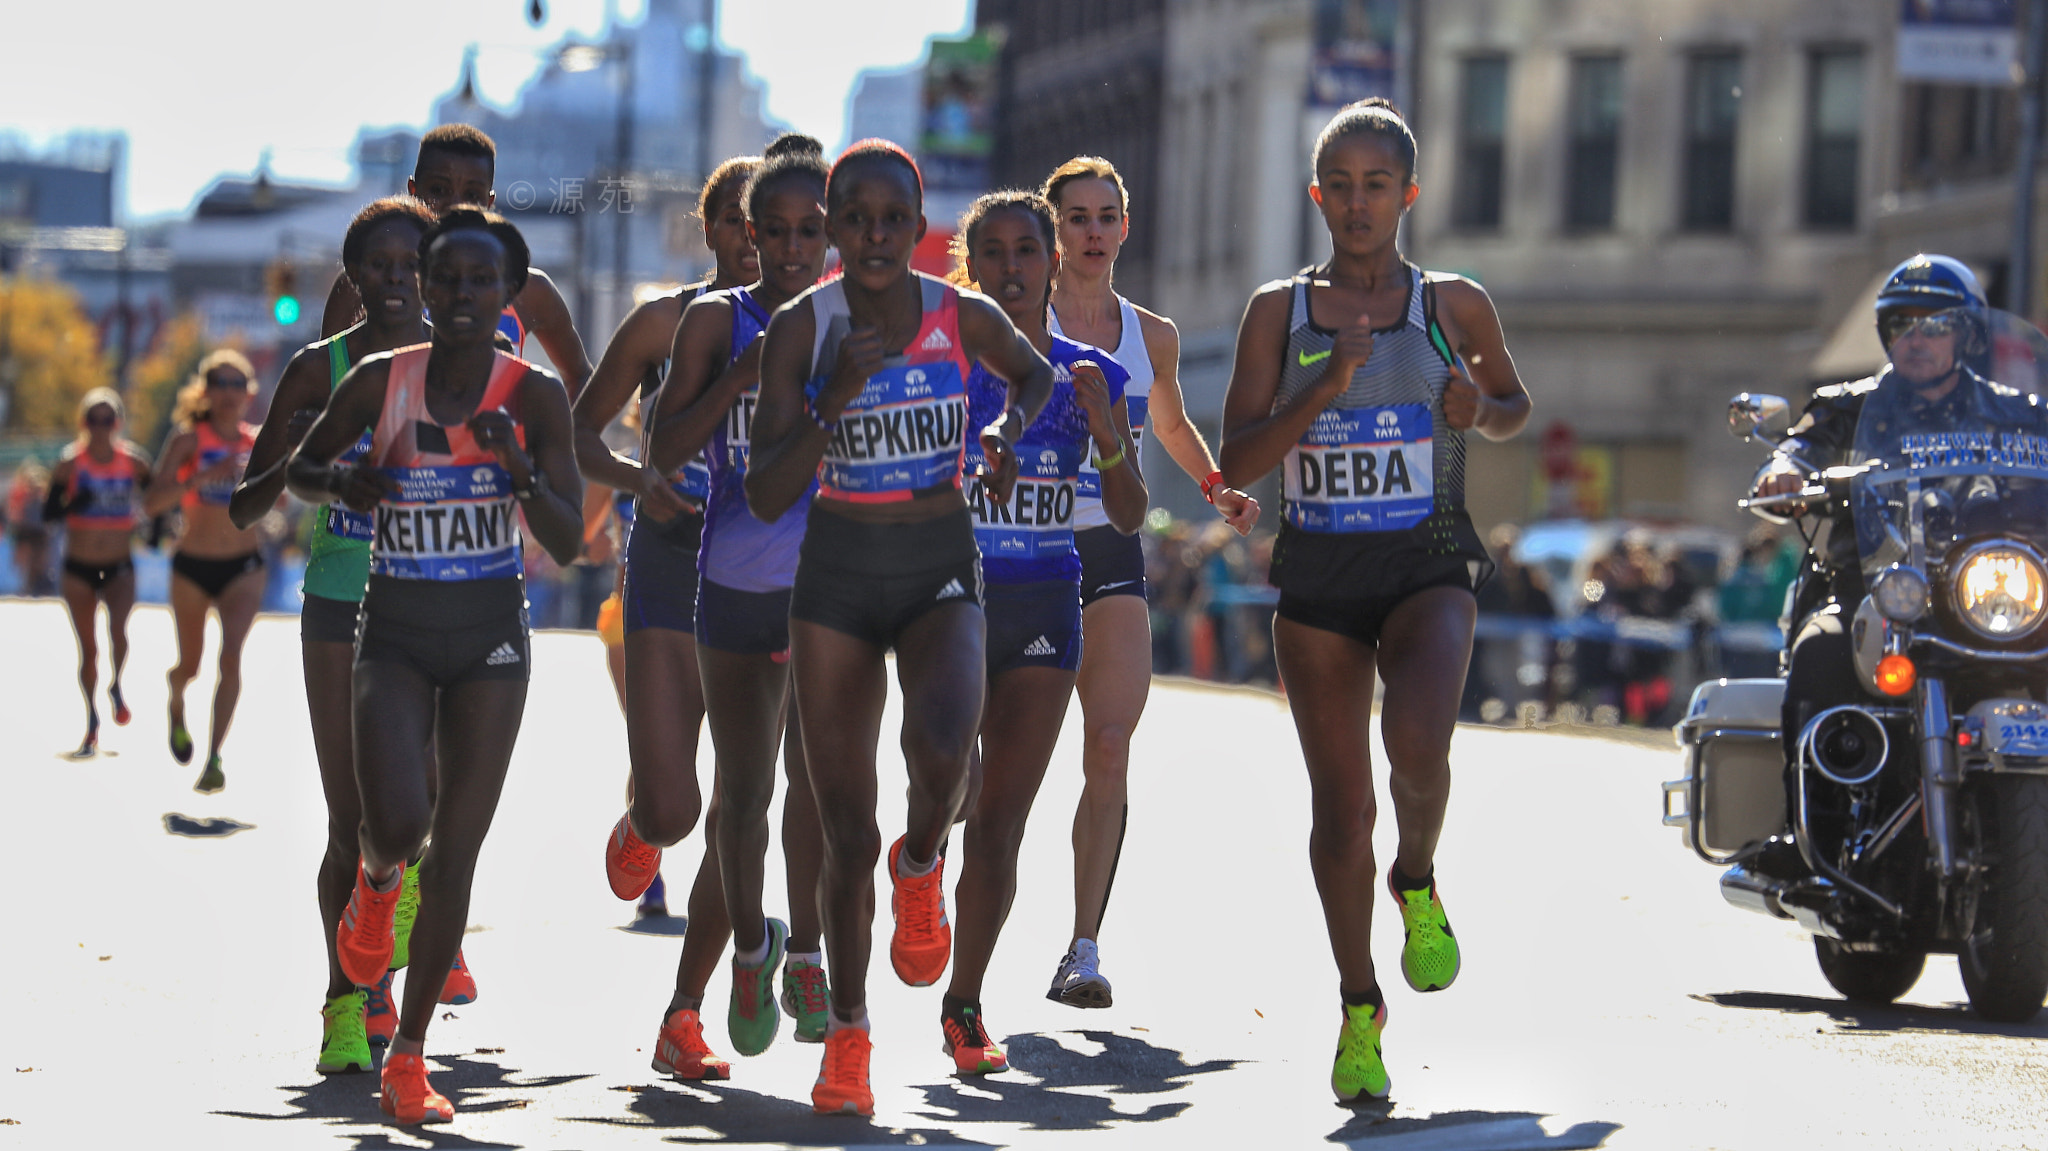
2;599;2045;1150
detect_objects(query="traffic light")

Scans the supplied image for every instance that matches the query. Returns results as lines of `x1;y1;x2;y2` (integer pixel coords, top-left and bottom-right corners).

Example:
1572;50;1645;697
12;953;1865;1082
264;259;300;326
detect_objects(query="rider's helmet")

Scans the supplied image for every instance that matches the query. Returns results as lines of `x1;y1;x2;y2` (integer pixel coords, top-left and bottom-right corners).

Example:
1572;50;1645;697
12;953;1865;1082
1874;253;1988;358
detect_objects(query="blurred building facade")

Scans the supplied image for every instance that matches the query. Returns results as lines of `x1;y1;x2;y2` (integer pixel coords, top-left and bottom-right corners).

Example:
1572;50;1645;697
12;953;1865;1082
979;0;2034;533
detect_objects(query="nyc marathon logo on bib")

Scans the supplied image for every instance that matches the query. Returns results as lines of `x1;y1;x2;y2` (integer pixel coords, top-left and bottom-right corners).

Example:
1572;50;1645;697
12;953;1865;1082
672;455;712;505
1284;404;1433;533
965;441;1082;559
818;361;967;497
324;428;377;543
193;445;245;507
371;463;523;580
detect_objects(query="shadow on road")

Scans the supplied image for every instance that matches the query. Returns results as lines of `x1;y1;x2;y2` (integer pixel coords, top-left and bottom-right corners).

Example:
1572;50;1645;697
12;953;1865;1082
616;913;690;937
1697;990;2048;1038
573;1081;996;1147
215;1052;593;1149
1331;1108;1620;1148
163;813;255;837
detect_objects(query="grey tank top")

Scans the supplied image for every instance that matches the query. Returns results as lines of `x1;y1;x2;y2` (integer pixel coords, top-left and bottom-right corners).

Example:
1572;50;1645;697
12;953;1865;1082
1271;263;1461;533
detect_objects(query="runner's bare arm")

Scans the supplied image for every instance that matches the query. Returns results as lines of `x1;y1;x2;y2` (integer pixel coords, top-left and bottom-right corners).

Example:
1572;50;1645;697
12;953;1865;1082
743;301;831;523
287;358;395;511
1435;278;1530;440
231;344;330;528
647;294;745;477
142;430;198;516
516;269;594;399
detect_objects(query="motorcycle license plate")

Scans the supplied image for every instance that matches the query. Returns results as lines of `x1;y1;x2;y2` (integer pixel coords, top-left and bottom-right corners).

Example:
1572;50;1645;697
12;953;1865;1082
1995;722;2048;756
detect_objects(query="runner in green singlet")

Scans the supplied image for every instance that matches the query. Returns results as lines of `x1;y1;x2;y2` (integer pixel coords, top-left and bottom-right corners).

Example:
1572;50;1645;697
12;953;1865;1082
230;195;436;1077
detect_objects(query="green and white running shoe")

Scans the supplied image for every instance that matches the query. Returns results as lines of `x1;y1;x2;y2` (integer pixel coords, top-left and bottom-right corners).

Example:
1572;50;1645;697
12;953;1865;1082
1332;1000;1390;1101
1388;869;1460;993
781;953;830;1044
728;917;787;1056
193;754;225;795
317;990;372;1074
390;860;422;970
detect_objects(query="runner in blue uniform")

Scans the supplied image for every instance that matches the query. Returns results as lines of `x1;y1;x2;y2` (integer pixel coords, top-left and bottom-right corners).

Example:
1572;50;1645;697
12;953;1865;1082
744;140;1054;1116
942;190;1147;1074
645;132;832;1065
1217;99;1531;1102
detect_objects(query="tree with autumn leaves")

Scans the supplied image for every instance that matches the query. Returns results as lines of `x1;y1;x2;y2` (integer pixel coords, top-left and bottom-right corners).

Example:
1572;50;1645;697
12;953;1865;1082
0;276;111;434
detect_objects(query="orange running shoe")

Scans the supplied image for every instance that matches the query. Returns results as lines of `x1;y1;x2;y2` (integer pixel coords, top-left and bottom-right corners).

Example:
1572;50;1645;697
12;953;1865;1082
364;970;398;1046
940;1002;1008;1075
438;949;477;1005
651;1008;732;1081
336;864;404;989
379;1052;454;1124
887;836;951;987
606;813;662;901
811;1026;874;1116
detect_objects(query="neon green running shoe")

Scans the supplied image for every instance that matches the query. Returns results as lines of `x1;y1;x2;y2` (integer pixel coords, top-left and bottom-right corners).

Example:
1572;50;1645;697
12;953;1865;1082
781;953;830;1044
1332;1000;1390;1101
390;861;422;970
193;754;225;795
1388;869;1460;993
317;990;373;1074
168;709;193;765
728;917;787;1056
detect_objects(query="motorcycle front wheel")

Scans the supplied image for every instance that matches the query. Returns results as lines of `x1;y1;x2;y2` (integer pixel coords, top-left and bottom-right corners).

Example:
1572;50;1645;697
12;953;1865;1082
1959;774;2048;1023
1815;937;1926;1005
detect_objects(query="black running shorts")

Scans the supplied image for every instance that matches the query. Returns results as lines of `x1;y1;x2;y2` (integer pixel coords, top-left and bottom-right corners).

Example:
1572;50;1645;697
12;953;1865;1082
790;503;983;649
355;575;530;686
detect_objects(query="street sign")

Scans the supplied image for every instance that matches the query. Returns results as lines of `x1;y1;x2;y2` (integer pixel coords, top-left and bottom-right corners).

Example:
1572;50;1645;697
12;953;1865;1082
1898;0;2019;85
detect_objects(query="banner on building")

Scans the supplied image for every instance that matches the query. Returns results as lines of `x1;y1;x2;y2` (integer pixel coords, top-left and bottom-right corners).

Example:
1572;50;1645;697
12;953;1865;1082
1309;0;1402;110
920;34;998;192
1898;0;2018;85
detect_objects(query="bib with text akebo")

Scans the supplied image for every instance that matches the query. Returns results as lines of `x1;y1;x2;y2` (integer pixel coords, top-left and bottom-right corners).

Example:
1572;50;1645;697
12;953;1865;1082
1283;404;1434;532
816;359;968;497
964;438;1082;561
371;463;523;580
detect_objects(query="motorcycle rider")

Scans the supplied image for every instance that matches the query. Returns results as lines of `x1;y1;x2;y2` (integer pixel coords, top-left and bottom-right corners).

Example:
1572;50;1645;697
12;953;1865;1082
1752;253;2043;742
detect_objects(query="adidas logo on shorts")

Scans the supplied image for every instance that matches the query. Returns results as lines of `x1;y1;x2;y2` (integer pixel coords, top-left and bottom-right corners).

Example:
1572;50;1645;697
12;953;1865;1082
920;327;953;353
484;642;522;667
935;578;967;600
1022;635;1056;657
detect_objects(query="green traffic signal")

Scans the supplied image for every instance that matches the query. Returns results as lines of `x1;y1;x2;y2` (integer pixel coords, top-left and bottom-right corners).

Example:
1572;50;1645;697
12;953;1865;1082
273;295;302;325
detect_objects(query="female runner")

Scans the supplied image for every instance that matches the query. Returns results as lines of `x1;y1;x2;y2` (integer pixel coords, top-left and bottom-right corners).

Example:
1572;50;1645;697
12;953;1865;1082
572;150;760;1078
144;351;264;794
943;190;1146;1074
47;388;152;757
288;207;585;1124
1040;156;1261;1006
646;134;831;1063
230;195;435;1073
1217;99;1530;1101
745;140;1053;1116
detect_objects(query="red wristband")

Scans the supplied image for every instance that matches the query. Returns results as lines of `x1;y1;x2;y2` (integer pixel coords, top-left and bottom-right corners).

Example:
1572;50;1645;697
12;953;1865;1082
1201;470;1224;503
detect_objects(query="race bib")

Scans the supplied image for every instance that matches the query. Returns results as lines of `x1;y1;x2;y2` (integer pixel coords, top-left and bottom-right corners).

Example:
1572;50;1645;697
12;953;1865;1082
817;361;967;497
672;455;712;505
1283;404;1434;533
370;464;523;580
718;388;761;479
192;444;245;507
323;429;377;543
966;441;1082;560
1077;393;1146;501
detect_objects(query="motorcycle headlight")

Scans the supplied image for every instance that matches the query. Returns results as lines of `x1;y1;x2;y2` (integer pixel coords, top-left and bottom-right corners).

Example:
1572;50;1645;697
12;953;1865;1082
1952;543;2048;639
1871;564;1930;622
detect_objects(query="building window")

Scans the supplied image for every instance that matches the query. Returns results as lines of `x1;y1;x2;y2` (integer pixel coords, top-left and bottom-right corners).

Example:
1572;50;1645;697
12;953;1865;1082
1805;47;1864;230
1682;51;1740;231
1566;55;1623;230
1454;55;1509;229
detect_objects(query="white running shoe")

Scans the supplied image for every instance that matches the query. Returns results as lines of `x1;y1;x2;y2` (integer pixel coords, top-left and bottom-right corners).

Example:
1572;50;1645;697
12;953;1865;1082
1047;938;1113;1008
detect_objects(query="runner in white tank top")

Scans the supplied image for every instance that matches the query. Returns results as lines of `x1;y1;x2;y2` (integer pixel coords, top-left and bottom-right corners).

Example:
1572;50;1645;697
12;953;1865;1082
1039;156;1261;1009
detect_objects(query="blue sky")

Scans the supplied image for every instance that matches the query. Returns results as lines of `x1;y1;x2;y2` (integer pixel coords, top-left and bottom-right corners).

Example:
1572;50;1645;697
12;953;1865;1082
2;0;970;220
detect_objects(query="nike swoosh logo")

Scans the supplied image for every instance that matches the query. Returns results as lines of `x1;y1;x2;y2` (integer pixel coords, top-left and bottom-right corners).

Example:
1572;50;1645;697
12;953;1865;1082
1098;579;1138;592
1298;349;1332;367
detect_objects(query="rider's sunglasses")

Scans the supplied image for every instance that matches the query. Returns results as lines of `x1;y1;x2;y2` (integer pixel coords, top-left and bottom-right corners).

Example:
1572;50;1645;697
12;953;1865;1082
1882;310;1962;345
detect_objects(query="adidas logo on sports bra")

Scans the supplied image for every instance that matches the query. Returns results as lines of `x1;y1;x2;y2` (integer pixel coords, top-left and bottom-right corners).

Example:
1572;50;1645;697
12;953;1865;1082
920;328;953;353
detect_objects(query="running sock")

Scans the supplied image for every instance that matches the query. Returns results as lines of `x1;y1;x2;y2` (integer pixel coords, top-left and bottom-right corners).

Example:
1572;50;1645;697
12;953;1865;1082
788;949;824;968
1341;984;1386;1011
666;992;705;1016
734;929;771;969
365;866;401;894
897;849;937;879
828;1006;871;1034
940;994;980;1027
1390;863;1434;893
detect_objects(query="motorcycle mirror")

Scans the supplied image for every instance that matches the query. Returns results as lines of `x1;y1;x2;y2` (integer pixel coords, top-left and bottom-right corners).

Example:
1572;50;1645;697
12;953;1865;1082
1729;393;1792;442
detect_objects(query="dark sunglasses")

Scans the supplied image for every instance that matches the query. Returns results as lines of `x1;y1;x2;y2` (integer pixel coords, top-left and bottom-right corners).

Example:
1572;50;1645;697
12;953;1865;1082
84;410;117;428
1882;310;1962;345
206;373;250;391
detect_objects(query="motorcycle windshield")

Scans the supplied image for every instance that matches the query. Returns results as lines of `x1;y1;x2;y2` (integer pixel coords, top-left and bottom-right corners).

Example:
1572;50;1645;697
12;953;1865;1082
1850;308;2048;618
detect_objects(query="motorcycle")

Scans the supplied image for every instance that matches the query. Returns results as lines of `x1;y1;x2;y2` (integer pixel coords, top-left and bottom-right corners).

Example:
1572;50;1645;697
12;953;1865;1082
1662;307;2048;1021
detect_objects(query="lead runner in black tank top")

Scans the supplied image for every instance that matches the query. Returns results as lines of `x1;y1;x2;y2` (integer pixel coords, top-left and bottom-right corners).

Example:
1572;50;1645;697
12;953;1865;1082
1218;99;1531;1104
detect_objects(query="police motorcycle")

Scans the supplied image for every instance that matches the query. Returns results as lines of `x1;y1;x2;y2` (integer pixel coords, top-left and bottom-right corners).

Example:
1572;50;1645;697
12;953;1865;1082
1663;256;2048;1021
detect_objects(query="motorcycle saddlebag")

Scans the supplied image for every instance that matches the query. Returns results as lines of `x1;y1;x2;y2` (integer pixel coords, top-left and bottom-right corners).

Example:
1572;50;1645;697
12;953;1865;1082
1665;678;1788;856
